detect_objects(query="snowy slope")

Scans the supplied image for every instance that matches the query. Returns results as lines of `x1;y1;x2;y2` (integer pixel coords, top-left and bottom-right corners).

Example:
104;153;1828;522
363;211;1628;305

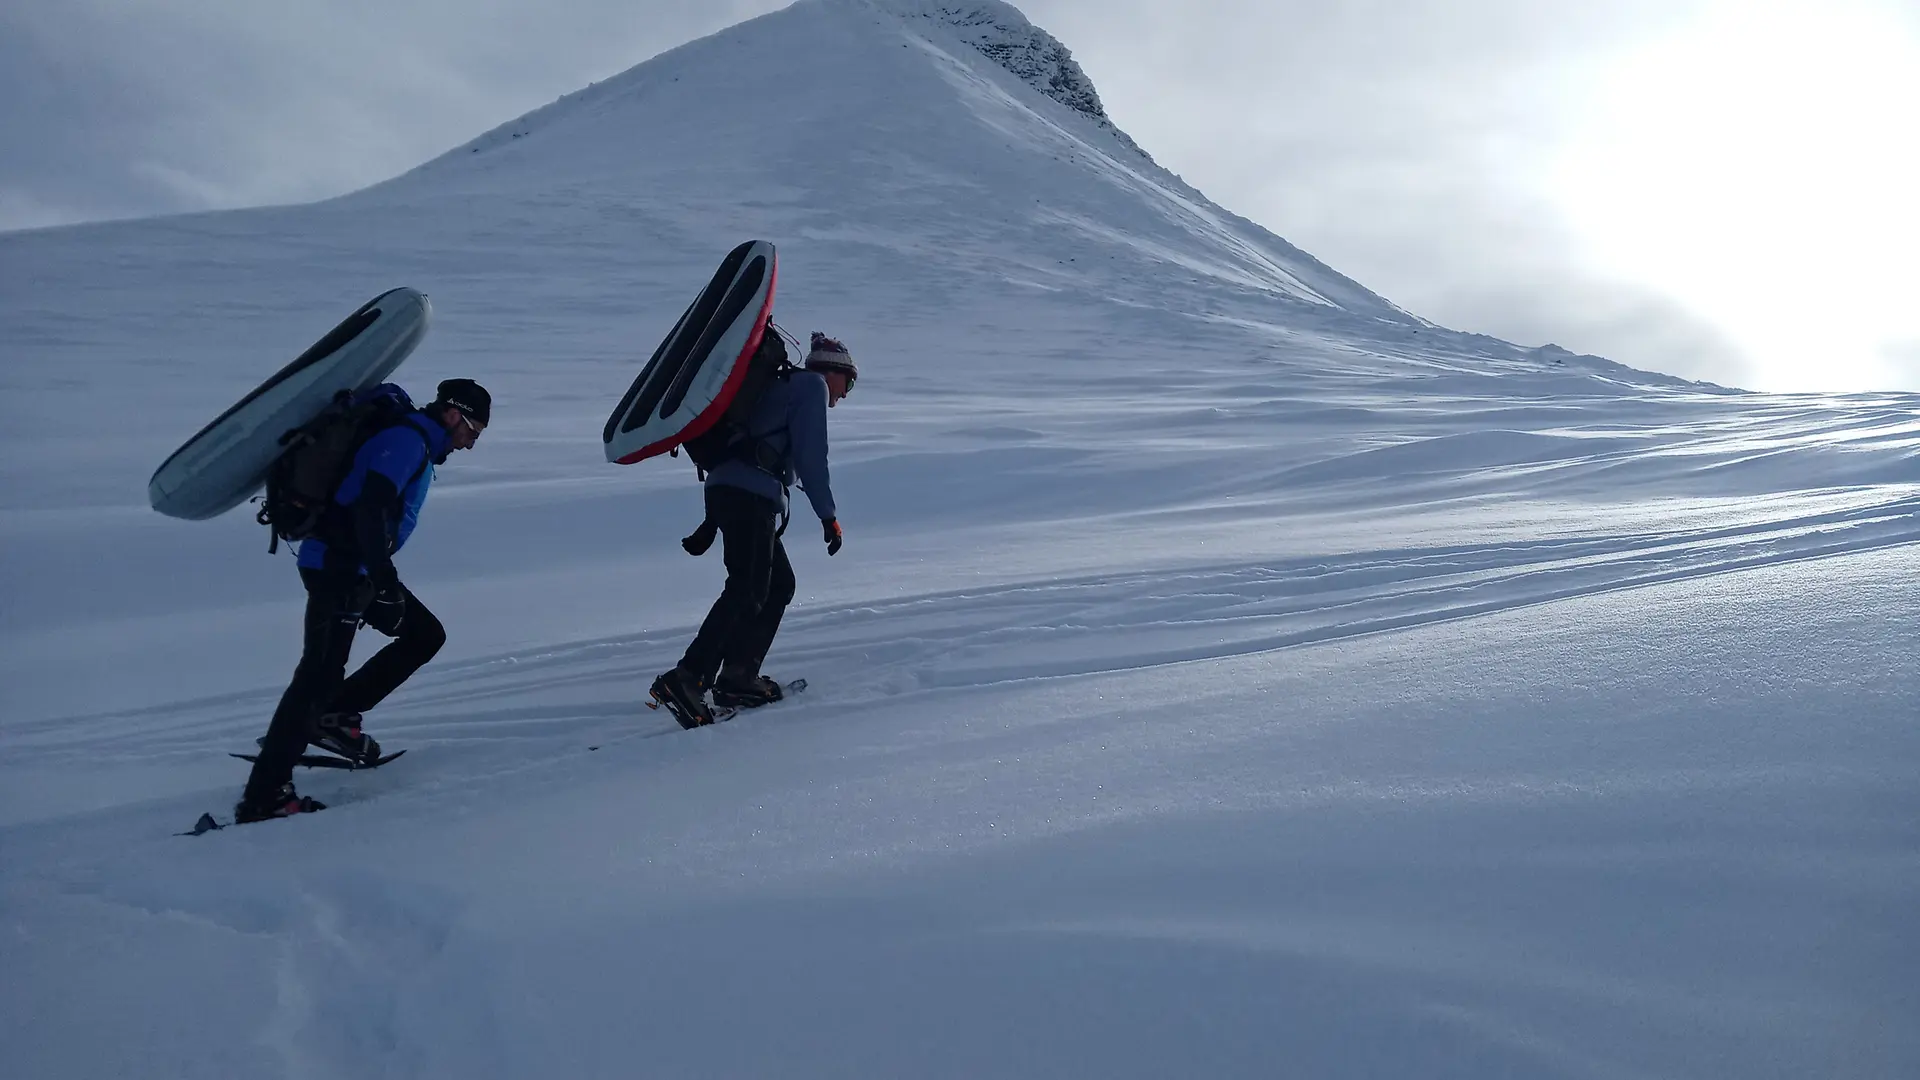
2;0;1916;1077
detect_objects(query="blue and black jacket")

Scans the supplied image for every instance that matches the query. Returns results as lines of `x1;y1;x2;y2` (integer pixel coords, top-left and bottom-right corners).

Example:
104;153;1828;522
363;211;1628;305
296;410;450;587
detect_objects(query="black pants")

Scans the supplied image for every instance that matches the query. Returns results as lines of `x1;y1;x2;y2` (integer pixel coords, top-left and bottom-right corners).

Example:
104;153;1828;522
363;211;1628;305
680;485;795;684
244;566;446;800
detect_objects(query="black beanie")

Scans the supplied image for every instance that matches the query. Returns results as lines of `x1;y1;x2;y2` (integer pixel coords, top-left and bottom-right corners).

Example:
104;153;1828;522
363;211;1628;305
435;378;491;425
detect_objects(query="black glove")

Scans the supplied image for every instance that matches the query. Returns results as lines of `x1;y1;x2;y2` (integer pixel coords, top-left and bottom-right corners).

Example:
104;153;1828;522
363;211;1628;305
366;580;407;630
682;518;718;556
823;517;843;556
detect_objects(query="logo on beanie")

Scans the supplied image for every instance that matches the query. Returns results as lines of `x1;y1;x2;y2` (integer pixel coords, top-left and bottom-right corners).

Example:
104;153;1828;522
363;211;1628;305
435;377;491;424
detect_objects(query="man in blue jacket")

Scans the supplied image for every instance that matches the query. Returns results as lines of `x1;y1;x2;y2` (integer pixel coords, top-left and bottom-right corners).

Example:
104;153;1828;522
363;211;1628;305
651;332;856;727
236;378;490;823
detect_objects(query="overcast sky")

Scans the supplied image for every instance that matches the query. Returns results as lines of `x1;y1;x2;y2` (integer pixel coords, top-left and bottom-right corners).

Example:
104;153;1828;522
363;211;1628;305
5;0;1916;392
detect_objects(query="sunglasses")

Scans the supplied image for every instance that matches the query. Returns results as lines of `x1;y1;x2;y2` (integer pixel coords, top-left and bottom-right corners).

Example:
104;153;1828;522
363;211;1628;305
455;411;485;439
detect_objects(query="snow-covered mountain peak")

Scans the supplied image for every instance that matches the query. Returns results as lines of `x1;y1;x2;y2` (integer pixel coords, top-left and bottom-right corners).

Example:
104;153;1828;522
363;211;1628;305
361;0;1410;322
864;0;1152;161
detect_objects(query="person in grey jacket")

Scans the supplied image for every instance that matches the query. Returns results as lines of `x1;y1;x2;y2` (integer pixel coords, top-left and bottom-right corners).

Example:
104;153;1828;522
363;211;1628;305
650;331;856;726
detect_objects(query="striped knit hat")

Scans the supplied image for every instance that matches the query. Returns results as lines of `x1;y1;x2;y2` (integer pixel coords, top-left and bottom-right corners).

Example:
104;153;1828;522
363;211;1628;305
803;331;857;383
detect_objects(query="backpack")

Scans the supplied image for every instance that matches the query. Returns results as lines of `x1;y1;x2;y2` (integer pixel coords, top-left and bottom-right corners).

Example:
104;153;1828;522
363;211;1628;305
256;383;424;552
680;324;795;474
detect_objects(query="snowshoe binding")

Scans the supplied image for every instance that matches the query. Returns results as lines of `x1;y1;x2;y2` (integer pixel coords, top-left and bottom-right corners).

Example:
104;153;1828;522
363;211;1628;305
649;666;714;729
711;670;786;710
310;711;381;765
233;782;327;825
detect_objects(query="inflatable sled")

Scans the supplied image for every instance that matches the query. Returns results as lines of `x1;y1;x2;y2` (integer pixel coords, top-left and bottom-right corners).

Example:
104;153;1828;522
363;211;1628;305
148;288;432;520
604;240;777;465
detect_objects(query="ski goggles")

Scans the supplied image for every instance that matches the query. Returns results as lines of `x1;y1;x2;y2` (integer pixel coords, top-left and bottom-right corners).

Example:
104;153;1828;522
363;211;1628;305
808;362;857;392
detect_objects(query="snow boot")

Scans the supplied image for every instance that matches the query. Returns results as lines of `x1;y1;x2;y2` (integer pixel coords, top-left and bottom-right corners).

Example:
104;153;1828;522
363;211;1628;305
234;782;327;824
310;711;380;765
650;666;714;729
711;668;784;709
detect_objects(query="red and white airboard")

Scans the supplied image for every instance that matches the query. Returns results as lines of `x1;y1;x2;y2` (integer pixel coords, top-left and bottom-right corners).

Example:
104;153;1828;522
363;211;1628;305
603;240;777;464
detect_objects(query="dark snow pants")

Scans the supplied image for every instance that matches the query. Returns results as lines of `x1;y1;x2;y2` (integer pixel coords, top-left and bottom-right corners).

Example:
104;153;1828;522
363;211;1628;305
243;565;446;800
679;484;796;684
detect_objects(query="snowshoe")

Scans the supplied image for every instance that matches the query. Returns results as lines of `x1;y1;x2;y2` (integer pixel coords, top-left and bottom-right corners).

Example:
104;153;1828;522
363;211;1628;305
712;672;786;710
310;711;381;764
233;782;327;824
230;748;408;770
649;666;714;729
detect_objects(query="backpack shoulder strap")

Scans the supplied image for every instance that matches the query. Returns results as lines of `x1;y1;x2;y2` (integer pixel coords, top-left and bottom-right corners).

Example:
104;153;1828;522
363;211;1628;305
396;413;436;491
348;415;433;502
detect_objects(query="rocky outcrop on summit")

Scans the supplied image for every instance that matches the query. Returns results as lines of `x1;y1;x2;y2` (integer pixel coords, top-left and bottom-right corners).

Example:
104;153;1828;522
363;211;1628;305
879;0;1153;162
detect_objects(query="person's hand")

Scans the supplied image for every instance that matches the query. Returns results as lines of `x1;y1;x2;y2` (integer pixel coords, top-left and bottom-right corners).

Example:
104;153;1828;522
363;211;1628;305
823;518;843;556
367;582;407;629
682;519;717;556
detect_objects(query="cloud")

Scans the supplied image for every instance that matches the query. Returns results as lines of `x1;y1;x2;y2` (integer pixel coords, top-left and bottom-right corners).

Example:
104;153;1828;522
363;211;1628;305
0;189;89;232
1016;0;1769;386
0;0;781;223
1882;339;1920;387
4;0;1905;391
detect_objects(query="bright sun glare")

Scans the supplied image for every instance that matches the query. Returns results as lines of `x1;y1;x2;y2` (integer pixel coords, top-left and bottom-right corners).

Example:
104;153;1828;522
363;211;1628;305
1555;0;1920;392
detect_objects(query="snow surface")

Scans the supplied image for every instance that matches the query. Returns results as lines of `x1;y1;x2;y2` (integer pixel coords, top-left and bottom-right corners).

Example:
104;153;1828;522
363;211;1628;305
3;0;1916;1076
